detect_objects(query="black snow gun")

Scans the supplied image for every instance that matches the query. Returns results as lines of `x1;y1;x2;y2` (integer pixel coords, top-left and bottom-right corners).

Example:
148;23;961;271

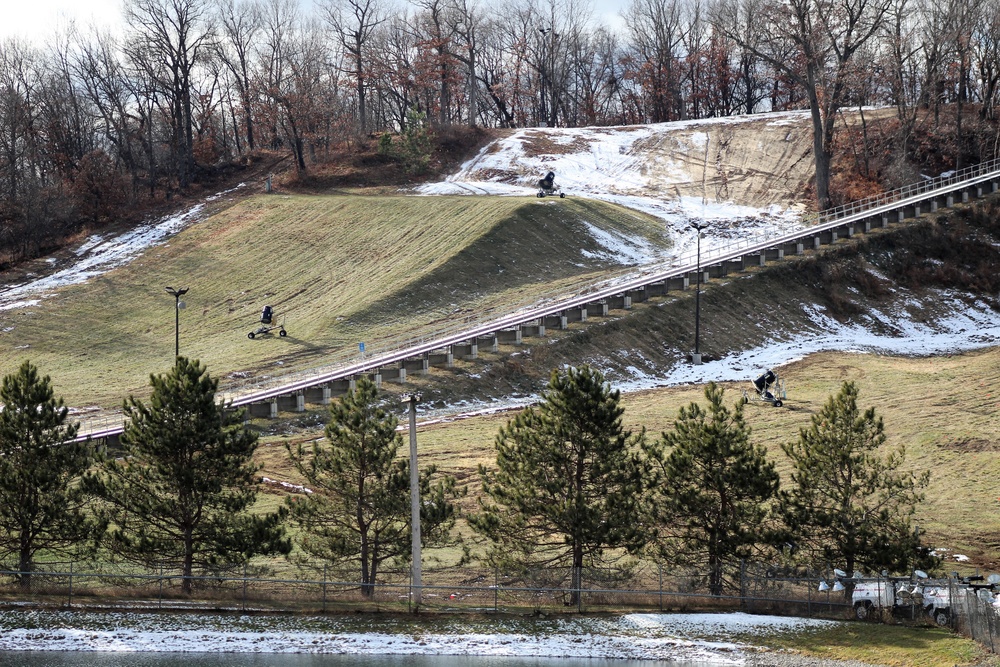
742;370;786;407
536;171;566;198
248;305;287;339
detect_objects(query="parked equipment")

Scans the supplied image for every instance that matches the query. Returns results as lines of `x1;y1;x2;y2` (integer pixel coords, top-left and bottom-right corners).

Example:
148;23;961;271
742;369;785;407
537;171;566;198
248;305;286;339
850;572;954;625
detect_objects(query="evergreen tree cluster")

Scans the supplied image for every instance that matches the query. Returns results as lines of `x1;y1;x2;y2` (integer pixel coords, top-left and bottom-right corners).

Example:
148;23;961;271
0;359;931;597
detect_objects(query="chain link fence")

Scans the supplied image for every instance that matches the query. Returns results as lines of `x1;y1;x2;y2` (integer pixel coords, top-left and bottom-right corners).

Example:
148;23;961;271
10;557;1000;658
0;560;859;619
949;580;1000;653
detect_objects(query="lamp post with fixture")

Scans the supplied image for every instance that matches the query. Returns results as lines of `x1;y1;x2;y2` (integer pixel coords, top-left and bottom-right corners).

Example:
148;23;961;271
404;392;422;610
690;222;708;364
165;286;188;362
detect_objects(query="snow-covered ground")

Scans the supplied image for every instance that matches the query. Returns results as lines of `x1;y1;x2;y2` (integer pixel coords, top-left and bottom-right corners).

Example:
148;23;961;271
0;609;835;662
0;184;244;313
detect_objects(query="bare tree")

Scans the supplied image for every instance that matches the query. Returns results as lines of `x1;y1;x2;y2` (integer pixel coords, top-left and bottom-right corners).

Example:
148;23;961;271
974;0;1000;122
215;0;263;152
714;0;892;209
124;0;215;190
446;0;484;126
323;0;388;134
881;0;922;156
624;0;687;122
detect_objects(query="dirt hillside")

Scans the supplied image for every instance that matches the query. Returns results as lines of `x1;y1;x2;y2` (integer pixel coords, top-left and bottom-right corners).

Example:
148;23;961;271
432;111;824;211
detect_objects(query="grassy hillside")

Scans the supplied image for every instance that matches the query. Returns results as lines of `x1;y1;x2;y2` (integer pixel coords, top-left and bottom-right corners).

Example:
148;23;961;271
4;166;1000;573
252;198;1000;572
258;346;1000;573
0;193;667;407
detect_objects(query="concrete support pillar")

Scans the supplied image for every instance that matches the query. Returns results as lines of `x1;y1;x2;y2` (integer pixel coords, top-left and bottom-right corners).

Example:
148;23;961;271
398;365;407;383
881;215;890;228
623;295;632;310
373;374;381;389
897;210;905;222
446;347;454;368
269;400;278;419
947;194;954;207
468;341;478;360
977;185;984;198
931;200;938;212
579;307;588;322
296;392;305;412
537;323;546;336
813;236;821;250
831;231;838;243
914;203;921;216
864;220;872;233
349;377;357;391
963;191;970;203
490;336;499;353
993;181;998;193
796;242;805;255
514;328;523;344
322;384;331;405
682;275;690;289
757;253;766;266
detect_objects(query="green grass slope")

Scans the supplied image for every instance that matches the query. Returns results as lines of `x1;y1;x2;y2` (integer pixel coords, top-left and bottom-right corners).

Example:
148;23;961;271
0;193;667;407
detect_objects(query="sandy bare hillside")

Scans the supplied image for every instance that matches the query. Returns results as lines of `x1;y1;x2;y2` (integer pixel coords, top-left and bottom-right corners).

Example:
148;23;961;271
422;110;825;212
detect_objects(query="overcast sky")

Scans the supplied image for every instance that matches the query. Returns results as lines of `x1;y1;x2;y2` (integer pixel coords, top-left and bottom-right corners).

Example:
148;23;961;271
1;0;629;45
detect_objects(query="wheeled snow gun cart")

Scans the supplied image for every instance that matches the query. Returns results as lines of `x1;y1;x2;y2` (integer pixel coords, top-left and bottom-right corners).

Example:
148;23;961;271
536;171;566;198
742;369;785;407
248;305;286;339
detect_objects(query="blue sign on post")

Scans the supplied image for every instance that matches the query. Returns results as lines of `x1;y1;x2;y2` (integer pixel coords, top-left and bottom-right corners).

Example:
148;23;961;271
359;342;365;353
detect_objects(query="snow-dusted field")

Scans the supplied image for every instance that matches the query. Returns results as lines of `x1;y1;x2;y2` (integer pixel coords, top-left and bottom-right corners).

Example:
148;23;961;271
0;610;835;662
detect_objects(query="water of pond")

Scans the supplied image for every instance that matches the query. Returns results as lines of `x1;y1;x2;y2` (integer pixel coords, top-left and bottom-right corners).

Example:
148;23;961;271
6;654;733;667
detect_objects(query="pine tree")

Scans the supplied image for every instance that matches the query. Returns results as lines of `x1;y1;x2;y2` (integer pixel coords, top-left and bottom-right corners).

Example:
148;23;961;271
85;357;289;592
470;365;647;603
0;361;102;590
780;381;929;576
286;376;459;596
645;382;779;595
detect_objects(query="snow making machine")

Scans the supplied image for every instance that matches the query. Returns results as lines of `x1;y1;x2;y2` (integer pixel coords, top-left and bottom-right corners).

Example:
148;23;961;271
742;369;785;407
248;305;287;339
536;171;566;198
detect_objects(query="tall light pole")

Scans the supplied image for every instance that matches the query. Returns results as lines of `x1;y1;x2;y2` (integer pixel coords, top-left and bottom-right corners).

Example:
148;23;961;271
165;286;188;362
690;222;708;364
404;392;422;611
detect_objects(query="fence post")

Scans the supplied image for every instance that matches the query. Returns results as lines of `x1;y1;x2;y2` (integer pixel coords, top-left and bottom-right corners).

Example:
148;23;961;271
739;560;746;611
242;562;248;612
577;567;583;613
68;561;73;608
658;563;663;612
322;565;328;613
807;572;812;616
158;562;164;610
